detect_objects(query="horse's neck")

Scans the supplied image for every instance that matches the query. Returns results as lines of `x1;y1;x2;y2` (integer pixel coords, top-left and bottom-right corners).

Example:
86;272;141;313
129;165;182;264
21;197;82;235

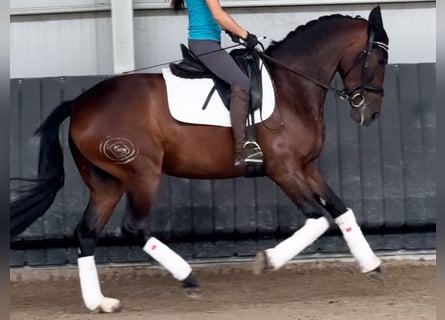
265;47;335;122
297;28;361;88
270;23;364;110
266;22;366;140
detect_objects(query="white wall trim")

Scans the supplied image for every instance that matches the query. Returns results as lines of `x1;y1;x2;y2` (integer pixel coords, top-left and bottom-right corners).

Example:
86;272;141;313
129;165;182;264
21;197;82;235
10;0;435;16
10;2;436;77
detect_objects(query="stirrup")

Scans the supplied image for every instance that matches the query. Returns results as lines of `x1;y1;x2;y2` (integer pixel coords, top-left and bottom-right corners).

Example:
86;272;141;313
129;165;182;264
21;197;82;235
243;141;264;159
243;140;262;151
236;140;264;166
243;151;264;164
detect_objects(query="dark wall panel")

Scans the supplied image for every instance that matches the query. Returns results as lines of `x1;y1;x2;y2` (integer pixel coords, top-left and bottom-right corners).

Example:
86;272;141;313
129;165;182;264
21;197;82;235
379;65;406;229
399;64;427;227
213;179;235;236
10;63;436;266
418;64;436;225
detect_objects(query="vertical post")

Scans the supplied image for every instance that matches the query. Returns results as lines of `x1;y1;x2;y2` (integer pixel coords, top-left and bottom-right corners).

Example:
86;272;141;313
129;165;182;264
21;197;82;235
111;0;135;74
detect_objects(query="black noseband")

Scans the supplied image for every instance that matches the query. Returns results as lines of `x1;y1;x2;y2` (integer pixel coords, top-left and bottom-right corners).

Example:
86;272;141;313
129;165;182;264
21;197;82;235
342;29;387;108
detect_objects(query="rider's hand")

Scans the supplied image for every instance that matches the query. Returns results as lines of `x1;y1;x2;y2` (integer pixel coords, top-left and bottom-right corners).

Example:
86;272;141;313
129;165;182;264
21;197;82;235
244;32;259;49
225;30;240;43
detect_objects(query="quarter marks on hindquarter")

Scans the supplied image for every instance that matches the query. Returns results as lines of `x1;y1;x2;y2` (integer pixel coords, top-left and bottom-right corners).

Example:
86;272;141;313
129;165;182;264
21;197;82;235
99;137;139;164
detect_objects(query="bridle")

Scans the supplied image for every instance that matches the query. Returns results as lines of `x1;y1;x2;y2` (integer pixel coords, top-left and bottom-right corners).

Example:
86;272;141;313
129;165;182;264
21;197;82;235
258;29;389;109
340;29;389;108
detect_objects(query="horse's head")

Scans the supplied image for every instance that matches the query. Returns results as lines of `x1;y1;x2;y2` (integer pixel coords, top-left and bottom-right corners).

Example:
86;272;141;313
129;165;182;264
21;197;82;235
339;6;389;127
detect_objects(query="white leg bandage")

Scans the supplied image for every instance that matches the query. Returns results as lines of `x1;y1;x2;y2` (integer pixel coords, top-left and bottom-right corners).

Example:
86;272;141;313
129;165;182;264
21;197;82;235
78;256;104;310
265;217;330;270
335;208;381;273
78;256;120;312
143;237;192;281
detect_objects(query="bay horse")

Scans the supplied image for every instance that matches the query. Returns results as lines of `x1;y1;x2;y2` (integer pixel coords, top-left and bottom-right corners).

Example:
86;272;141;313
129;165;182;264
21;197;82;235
11;6;389;313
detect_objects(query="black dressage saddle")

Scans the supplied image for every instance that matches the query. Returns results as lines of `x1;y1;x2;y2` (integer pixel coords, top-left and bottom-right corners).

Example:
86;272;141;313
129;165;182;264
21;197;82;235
169;44;264;113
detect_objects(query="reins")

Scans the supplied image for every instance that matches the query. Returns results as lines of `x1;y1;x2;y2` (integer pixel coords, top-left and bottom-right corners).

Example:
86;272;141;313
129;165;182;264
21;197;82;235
124;29;387;110
257;51;350;100
122;43;244;74
257;29;387;106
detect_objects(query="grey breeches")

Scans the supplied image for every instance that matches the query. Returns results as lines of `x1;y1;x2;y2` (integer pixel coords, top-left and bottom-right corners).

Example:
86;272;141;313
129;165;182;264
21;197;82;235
188;39;251;92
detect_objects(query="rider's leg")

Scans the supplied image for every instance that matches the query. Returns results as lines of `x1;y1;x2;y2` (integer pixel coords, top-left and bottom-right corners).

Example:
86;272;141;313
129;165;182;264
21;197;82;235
229;83;263;165
189;40;263;166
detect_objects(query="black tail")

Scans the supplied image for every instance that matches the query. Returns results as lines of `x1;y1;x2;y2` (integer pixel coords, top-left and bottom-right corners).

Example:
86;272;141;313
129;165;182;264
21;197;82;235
10;101;72;239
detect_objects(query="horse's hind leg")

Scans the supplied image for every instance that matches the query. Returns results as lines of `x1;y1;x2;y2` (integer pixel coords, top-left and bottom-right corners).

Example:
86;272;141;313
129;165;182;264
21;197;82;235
121;169;200;296
254;171;330;274
305;165;382;279
70;140;125;312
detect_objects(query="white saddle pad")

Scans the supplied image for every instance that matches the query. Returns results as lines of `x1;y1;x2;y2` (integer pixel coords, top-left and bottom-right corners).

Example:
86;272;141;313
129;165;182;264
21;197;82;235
162;66;275;127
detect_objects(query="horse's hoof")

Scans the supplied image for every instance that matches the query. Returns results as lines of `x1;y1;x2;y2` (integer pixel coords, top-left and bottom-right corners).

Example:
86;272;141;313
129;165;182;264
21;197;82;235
366;267;384;284
184;286;202;299
182;273;201;298
253;250;270;275
92;297;121;313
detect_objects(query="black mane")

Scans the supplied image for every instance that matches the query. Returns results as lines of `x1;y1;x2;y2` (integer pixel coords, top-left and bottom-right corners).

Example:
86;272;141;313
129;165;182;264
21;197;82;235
266;14;366;54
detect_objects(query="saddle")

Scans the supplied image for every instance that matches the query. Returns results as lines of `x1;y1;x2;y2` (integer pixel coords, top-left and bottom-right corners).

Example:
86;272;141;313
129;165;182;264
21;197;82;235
169;44;263;115
169;44;266;178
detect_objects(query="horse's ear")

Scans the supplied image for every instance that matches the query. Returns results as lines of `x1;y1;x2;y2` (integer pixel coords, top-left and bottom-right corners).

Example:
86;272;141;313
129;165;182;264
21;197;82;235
368;6;389;44
368;6;384;29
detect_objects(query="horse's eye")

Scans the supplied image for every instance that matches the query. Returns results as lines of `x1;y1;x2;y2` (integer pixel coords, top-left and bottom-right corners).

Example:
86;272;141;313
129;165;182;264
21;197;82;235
378;58;387;65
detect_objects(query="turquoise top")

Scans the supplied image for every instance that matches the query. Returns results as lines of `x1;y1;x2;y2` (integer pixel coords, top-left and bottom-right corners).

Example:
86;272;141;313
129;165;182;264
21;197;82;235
185;0;221;42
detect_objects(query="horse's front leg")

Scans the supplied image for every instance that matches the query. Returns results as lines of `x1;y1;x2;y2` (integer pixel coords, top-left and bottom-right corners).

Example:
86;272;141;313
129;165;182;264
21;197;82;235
306;165;382;279
254;171;330;274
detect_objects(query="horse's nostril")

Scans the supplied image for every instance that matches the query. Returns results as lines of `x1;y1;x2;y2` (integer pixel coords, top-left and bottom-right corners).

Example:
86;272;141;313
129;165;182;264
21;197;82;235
372;112;380;120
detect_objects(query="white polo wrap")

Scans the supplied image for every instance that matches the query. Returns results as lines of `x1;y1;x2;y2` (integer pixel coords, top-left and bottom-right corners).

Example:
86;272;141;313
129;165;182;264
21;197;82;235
266;216;330;270
143;237;192;281
335;208;381;273
78;256;104;310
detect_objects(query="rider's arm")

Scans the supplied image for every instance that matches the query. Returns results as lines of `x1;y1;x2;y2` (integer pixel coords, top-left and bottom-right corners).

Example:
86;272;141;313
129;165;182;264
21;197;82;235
205;0;248;39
